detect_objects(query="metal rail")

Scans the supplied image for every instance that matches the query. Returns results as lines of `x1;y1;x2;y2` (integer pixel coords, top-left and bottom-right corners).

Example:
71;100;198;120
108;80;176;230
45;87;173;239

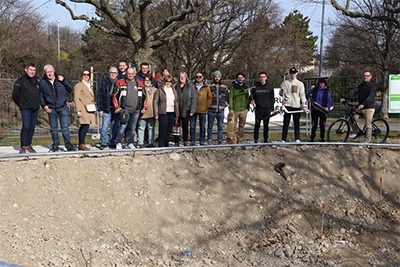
1;142;400;160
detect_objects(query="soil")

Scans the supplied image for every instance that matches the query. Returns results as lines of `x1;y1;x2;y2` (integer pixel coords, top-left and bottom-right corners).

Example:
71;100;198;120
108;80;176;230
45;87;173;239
0;145;399;267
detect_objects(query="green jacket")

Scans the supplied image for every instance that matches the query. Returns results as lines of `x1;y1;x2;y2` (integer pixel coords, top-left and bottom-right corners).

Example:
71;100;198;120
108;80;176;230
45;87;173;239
229;82;249;111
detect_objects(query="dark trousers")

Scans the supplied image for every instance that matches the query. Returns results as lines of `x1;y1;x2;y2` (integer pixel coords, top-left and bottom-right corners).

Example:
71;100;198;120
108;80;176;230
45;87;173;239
174;110;190;143
310;110;327;141
158;112;175;147
282;106;301;141
254;107;271;142
78;124;90;144
20;109;39;147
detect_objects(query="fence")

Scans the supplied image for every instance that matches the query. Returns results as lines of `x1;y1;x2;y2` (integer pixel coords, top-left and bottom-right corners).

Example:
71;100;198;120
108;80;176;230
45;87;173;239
0;74;394;139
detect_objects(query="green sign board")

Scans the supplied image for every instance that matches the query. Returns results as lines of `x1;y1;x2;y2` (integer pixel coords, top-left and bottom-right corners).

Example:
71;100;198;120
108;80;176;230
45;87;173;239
389;75;400;113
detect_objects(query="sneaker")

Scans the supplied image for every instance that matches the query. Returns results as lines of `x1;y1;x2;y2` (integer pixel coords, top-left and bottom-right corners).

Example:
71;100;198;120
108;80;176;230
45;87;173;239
109;144;116;149
207;141;212;145
190;141;195;146
19;146;27;154
26;145;36;153
116;143;122;150
349;134;358;139
281;140;286;143
295;139;301;143
49;146;60;152
67;145;78;151
200;142;205;146
128;143;135;149
254;140;258;143
99;145;106;150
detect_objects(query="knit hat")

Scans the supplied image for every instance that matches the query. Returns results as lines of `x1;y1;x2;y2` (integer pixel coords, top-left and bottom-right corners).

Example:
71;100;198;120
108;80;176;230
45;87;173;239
213;70;222;79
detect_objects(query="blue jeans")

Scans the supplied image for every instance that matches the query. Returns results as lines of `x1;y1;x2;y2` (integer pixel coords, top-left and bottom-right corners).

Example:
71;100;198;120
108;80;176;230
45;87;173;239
138;118;155;145
116;109;140;144
207;112;224;141
48;106;73;149
20;109;39;147
100;109;119;146
190;113;207;143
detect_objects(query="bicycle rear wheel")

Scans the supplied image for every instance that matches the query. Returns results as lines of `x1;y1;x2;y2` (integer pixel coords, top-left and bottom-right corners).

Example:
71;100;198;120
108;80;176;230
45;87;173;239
327;119;350;142
371;118;389;143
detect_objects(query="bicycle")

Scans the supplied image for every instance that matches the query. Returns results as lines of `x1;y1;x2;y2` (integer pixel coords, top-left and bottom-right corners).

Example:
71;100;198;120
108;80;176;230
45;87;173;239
326;101;389;143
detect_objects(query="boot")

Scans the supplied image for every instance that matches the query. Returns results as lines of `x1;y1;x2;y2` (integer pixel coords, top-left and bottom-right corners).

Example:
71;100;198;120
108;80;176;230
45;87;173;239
183;141;188;146
79;144;90;151
174;142;180;147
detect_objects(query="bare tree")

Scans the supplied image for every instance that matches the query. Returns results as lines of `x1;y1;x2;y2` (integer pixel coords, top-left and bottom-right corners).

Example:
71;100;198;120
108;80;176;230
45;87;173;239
0;0;46;77
330;0;400;118
56;0;235;64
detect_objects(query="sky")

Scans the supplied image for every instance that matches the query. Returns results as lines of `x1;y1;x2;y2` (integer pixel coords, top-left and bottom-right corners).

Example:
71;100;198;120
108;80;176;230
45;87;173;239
32;0;338;48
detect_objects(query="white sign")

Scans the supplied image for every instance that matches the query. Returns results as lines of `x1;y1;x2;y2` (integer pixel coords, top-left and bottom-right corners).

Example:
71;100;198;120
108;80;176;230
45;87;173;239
389;75;400;113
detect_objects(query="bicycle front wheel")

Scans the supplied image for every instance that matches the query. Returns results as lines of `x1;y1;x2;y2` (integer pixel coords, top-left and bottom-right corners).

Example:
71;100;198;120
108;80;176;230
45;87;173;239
327;118;350;142
371;118;390;143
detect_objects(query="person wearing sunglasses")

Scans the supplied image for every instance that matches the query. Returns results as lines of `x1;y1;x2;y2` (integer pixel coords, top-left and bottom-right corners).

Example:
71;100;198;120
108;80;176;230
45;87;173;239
74;70;96;151
154;75;179;147
39;64;78;152
190;72;212;145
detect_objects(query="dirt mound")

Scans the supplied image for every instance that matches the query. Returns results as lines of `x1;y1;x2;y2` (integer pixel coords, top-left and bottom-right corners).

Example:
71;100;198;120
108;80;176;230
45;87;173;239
0;146;399;267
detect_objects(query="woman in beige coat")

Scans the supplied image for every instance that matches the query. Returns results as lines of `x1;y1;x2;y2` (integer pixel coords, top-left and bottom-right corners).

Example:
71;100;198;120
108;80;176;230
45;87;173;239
74;70;95;150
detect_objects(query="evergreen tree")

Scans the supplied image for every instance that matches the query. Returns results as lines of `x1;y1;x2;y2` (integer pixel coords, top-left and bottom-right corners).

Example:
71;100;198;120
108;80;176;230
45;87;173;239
280;10;317;72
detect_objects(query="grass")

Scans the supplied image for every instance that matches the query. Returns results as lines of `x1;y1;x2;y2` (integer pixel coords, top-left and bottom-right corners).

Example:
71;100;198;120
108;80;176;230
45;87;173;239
1;129;399;147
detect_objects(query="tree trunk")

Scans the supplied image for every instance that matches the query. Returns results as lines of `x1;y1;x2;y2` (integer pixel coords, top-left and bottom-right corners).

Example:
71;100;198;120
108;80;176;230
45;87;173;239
135;47;153;67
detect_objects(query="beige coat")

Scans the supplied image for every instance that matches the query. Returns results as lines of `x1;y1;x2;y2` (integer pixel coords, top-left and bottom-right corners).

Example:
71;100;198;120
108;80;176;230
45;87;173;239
74;81;95;125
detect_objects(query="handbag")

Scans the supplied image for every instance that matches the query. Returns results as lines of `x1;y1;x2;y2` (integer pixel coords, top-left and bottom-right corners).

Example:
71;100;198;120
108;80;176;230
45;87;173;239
120;110;129;124
172;122;180;136
85;103;96;112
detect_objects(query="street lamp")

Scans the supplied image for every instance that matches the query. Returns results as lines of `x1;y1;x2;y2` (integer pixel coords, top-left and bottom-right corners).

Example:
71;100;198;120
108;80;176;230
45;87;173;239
318;0;326;77
57;20;60;62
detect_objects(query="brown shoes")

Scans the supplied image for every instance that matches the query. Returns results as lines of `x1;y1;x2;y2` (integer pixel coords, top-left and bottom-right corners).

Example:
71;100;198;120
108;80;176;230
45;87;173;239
183;141;188;146
207;141;212;145
174;142;180;147
20;145;36;154
78;144;90;151
26;145;36;153
237;140;243;144
218;141;223;145
139;144;145;148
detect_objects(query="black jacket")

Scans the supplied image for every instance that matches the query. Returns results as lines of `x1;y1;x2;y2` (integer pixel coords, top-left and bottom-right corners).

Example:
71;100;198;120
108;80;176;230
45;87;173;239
12;74;40;111
39;73;74;109
251;81;275;111
344;80;377;109
97;76;117;113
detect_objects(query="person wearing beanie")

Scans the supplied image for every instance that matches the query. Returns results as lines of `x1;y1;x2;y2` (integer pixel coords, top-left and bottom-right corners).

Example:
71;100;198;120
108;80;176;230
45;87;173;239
306;77;332;142
228;72;249;144
12;63;41;154
207;71;229;145
280;67;308;142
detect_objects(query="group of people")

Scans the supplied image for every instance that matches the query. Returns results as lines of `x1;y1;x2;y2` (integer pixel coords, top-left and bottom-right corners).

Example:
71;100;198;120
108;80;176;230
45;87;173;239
12;63;95;153
12;61;378;154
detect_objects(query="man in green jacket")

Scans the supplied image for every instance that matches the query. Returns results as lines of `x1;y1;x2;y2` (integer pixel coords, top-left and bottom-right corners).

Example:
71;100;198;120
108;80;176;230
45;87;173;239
228;72;249;144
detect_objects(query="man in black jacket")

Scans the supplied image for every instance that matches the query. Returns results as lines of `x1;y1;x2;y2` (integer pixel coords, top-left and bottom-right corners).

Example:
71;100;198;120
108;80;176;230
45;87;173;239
39;64;78;152
12;63;40;154
340;71;377;143
250;71;276;143
98;67;119;149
